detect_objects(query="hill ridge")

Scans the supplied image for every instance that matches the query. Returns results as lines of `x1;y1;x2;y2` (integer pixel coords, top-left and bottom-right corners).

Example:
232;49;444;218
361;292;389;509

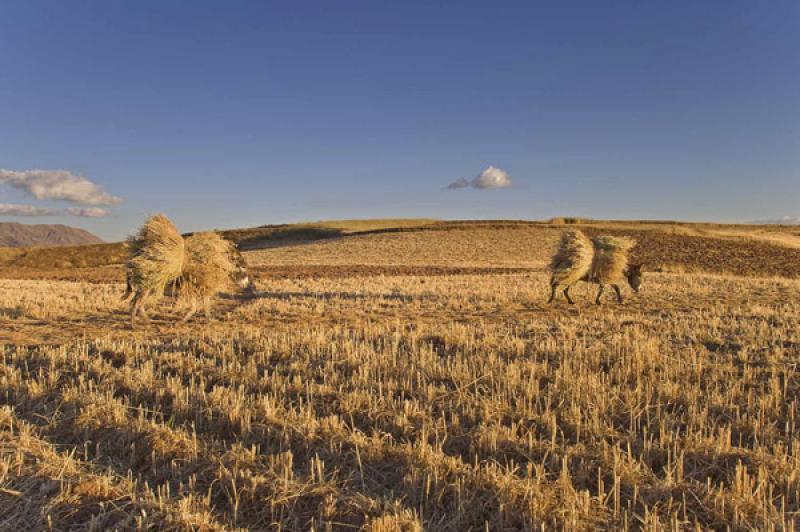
0;222;103;248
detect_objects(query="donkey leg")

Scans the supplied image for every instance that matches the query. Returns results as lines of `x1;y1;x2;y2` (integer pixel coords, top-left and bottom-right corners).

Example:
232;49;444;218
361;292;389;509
179;299;198;325
122;274;133;301
139;291;152;320
130;295;140;326
139;290;155;324
563;286;575;305
548;283;558;304
613;284;623;303
595;284;605;305
144;289;155;319
130;291;148;326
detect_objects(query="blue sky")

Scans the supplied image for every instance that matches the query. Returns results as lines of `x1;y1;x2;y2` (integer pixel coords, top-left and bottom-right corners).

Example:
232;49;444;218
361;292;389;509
1;1;798;241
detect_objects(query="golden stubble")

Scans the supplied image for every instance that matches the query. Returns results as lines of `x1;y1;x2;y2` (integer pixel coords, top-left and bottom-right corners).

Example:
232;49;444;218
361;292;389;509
0;265;798;530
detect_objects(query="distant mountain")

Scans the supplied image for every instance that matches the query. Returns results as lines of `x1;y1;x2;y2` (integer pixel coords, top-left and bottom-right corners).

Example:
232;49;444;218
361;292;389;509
0;222;103;247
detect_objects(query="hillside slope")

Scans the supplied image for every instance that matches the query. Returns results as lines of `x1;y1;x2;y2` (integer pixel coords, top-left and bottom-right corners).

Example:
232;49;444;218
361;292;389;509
1;218;800;282
0;222;103;247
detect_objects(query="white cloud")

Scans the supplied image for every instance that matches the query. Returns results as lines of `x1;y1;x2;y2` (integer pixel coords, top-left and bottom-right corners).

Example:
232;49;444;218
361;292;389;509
0;203;110;217
448;165;513;190
472;165;512;189
65;207;109;218
751;216;800;225
0;168;122;205
0;204;60;216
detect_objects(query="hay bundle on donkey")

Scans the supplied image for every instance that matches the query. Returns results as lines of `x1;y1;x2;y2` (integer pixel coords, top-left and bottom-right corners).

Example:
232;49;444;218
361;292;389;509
549;230;593;295
589;235;635;284
170;232;237;323
123;214;185;322
587;235;640;304
124;214;251;325
548;230;643;305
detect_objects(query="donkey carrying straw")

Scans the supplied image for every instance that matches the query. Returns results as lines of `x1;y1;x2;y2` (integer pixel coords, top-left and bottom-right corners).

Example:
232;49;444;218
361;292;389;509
548;229;643;305
123;214;253;325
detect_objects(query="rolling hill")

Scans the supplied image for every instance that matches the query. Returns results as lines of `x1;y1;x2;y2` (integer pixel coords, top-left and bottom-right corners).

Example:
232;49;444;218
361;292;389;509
1;218;800;283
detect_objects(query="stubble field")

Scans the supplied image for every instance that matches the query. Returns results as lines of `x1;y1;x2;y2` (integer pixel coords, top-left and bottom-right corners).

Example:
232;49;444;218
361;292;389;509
0;221;799;530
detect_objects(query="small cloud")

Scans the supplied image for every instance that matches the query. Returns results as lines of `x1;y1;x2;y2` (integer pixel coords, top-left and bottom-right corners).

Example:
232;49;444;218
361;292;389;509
751;216;800;225
65;207;109;218
447;165;513;190
447;177;470;190
0;203;110;217
0;203;60;216
472;165;512;189
0;168;122;205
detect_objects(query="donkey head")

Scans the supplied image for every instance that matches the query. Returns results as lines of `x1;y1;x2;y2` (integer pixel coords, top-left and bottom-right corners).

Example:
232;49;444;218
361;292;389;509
625;263;643;293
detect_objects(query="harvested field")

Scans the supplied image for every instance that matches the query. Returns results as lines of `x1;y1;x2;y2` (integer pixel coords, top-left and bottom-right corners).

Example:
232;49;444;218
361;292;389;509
0;266;124;284
245;227;562;269
249;264;536;280
1;220;799;530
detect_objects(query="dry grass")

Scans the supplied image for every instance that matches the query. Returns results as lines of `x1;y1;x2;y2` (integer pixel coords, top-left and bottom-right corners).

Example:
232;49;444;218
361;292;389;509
220;219;438;251
1;221;799;530
309;218;439;233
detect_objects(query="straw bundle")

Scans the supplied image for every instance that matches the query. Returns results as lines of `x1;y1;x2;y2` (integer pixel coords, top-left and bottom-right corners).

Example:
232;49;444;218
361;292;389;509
589;235;635;284
125;214;185;299
175;232;237;301
550;230;593;286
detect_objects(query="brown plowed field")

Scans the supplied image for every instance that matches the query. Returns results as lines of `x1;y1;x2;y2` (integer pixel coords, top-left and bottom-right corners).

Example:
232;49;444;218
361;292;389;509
582;227;800;278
